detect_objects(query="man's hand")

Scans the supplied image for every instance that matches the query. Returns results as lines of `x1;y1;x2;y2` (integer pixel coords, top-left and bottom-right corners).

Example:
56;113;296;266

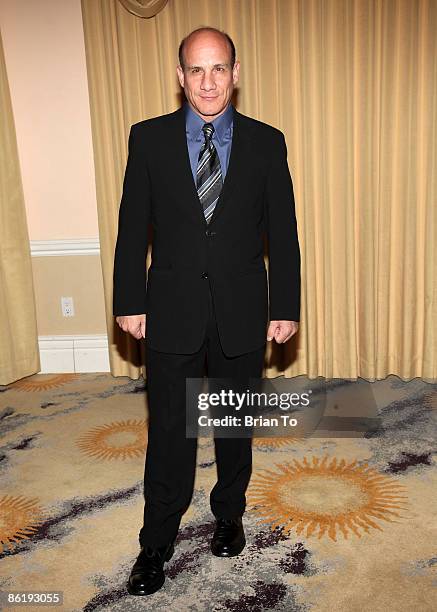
116;314;146;340
267;320;299;344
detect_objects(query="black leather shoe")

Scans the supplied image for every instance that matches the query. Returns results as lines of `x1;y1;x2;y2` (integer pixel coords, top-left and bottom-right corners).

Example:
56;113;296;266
127;540;175;596
211;516;246;557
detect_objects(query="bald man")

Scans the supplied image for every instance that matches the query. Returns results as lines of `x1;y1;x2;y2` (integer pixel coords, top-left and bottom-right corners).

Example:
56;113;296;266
113;26;301;596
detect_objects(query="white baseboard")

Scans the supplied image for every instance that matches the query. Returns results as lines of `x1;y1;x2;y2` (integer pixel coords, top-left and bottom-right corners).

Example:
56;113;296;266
30;238;100;256
38;334;110;373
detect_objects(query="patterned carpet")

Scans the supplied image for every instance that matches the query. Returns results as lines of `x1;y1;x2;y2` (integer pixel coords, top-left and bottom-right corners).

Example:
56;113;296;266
0;373;436;611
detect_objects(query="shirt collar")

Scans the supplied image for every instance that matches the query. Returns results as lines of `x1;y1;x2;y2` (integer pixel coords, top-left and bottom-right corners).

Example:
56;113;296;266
184;101;234;145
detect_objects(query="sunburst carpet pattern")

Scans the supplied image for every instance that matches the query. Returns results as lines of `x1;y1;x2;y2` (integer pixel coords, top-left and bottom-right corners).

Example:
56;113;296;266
0;374;436;611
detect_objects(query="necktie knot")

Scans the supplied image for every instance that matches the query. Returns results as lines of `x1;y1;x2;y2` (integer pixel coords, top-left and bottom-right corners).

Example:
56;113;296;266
202;123;214;142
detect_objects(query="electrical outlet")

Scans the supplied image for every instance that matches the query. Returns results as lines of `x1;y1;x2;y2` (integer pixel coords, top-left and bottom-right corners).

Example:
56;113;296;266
61;297;75;317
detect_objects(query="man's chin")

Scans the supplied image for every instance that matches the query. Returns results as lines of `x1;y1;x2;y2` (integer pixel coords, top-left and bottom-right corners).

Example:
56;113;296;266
194;103;227;118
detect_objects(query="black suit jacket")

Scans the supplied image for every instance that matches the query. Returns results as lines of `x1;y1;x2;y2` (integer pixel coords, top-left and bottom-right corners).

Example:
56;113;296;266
113;105;300;357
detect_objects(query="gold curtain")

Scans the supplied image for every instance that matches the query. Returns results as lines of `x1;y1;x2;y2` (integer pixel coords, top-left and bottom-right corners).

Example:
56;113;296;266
0;31;40;385
81;0;436;381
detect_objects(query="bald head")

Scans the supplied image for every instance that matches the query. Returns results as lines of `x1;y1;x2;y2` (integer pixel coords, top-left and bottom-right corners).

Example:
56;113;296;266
178;27;236;71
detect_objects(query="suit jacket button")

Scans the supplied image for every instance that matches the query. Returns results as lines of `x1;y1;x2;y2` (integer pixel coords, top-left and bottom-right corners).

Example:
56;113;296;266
202;272;208;279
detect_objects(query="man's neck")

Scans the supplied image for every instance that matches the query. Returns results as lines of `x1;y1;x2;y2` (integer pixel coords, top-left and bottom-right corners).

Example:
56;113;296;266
185;101;231;123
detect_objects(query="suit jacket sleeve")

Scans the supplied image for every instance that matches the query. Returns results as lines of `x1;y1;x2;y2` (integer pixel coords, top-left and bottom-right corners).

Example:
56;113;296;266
112;124;151;316
265;131;301;322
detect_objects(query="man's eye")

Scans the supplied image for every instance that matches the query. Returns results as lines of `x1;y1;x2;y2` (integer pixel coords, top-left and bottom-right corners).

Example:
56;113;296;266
191;68;200;74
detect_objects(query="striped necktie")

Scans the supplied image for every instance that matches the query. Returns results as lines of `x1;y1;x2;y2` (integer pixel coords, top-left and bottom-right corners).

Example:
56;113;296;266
196;123;223;224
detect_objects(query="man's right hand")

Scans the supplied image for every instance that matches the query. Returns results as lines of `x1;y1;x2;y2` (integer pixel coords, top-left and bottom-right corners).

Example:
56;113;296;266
115;314;146;340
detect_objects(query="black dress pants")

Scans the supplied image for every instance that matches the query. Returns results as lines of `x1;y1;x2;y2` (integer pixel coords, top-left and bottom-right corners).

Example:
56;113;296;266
139;281;266;548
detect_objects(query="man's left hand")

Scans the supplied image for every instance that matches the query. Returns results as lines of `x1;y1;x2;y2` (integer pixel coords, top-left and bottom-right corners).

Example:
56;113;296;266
267;320;299;343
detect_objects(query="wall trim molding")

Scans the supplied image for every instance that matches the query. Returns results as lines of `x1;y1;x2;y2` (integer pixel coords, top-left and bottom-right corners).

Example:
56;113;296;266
30;238;100;256
38;334;110;372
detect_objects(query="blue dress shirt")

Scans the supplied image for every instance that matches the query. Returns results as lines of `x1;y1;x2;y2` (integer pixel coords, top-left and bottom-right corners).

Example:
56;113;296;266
184;101;234;183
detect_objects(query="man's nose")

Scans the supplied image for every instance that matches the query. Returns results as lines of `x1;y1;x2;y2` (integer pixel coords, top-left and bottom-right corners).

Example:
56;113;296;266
201;71;216;90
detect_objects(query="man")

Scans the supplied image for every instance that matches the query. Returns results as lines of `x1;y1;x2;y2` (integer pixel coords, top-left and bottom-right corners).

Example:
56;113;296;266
113;26;300;596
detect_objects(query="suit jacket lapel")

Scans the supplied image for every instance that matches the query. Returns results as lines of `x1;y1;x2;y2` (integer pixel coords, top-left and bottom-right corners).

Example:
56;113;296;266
171;107;206;227
209;108;249;225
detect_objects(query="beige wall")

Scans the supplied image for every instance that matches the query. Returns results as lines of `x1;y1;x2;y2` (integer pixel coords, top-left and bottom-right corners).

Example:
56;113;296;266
0;0;105;335
0;0;98;240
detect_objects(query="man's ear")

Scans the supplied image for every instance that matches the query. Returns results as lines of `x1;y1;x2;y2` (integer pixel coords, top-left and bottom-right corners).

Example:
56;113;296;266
176;65;185;88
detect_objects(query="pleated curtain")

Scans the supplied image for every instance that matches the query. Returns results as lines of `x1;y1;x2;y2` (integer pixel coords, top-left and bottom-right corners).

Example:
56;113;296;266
0;30;40;385
81;0;436;381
